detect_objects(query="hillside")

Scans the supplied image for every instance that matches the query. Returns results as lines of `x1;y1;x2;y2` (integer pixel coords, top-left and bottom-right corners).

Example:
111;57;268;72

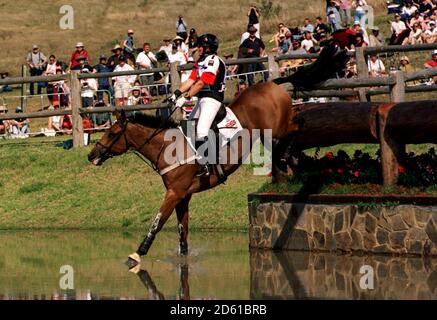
0;0;384;75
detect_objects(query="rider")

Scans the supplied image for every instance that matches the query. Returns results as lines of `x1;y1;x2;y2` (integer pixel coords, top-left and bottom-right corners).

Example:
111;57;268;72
168;33;226;166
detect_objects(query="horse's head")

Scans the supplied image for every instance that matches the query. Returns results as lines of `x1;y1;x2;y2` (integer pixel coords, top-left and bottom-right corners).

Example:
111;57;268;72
88;110;130;166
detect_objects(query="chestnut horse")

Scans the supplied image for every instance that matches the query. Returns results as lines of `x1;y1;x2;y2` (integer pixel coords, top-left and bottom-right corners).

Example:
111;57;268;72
88;43;348;268
88;82;294;268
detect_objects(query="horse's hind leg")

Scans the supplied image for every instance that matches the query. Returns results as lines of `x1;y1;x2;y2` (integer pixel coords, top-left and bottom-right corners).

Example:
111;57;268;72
176;194;192;256
127;189;185;268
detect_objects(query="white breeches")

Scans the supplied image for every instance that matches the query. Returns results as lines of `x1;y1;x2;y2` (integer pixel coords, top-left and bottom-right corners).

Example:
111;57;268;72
190;97;222;139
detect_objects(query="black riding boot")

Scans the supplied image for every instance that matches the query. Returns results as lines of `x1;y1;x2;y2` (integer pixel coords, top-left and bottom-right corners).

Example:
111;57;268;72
195;137;213;176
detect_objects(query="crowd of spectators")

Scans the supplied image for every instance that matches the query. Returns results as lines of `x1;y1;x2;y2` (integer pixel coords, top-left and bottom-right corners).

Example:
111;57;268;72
2;2;437;138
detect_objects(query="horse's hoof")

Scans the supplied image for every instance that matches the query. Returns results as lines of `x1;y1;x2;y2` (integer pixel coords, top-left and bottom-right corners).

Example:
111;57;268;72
125;253;141;270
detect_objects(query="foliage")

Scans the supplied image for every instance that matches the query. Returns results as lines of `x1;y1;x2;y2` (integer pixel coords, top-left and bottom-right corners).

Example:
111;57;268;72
259;0;281;19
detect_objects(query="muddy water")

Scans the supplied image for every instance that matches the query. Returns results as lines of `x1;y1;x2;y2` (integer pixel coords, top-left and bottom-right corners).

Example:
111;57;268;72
0;230;435;300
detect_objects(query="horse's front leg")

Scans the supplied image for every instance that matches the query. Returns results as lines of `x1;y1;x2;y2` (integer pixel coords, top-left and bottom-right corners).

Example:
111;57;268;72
176;194;192;256
126;189;185;268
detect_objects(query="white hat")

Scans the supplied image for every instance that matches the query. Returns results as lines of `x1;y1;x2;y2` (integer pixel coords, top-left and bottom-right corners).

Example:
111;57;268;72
127;29;134;34
433;49;437;55
76;42;84;47
32;44;39;49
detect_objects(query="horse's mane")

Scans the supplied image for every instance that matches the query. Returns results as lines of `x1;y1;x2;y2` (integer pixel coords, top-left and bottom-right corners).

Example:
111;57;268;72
128;112;179;129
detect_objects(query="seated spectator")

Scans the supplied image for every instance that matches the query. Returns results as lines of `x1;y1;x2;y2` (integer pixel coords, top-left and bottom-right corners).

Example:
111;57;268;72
128;87;142;106
352;33;368;48
369;26;386;46
0;72;12;93
112;55;136;106
302;18;315;33
301;31;316;52
272;23;290;47
424;50;437;69
0;105;9;135
92;100;111;129
158;37;173;60
272;33;291;54
61;114;73;134
401;1;418;20
409;11;426;29
368;54;387;78
419;0;434;17
46;105;63;135
280;40;307;75
10;106;30;138
404;22;423;44
390;13;408;44
422;20;437;42
314;16;330;40
399;55;419;85
140;87;151;105
172;36;188;54
352;21;370;44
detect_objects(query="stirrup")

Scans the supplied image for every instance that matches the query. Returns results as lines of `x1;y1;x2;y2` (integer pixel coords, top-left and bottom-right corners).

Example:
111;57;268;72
196;164;212;177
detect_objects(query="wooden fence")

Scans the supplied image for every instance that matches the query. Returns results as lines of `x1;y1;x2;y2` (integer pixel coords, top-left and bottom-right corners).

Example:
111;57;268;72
2;43;437;185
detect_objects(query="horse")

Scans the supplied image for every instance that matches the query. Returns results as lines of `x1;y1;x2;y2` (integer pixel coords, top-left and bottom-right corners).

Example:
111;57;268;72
88;42;348;268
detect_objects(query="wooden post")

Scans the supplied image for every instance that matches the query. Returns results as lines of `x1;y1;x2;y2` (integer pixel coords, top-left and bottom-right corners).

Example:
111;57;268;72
355;47;369;102
379;71;406;186
170;61;183;121
21;65;27;110
70;71;84;147
268;53;280;79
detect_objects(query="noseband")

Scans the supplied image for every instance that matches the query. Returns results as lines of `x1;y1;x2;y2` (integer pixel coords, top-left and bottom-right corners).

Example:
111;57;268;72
96;121;129;160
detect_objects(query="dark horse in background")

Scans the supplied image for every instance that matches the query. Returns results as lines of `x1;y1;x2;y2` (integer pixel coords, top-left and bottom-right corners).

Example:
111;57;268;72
88;42;349;268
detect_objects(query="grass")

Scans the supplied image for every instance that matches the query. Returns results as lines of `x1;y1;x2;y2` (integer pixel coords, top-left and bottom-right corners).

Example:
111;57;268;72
0;135;268;230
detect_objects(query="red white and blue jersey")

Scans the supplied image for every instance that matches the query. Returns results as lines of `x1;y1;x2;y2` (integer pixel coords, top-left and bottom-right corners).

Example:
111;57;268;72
189;54;226;102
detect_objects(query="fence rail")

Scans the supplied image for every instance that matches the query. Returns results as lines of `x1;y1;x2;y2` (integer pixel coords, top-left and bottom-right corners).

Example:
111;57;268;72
2;43;437;152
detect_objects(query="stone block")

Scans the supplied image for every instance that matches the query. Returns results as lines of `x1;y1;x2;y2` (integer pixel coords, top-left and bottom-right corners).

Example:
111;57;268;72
389;231;407;249
285;229;310;251
363;232;377;250
376;227;389;245
312;214;325;234
425;217;437;246
365;213;377;234
350;228;364;251
400;207;417;227
388;214;409;231
334;231;352;251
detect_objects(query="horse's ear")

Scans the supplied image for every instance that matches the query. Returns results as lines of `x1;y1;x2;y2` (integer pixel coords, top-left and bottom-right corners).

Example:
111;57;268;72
114;109;126;123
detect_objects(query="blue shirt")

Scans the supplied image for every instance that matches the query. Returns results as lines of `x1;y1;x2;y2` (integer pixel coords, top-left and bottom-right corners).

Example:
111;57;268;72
94;64;111;86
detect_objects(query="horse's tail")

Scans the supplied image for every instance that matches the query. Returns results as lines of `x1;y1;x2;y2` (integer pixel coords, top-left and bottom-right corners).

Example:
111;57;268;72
272;41;349;90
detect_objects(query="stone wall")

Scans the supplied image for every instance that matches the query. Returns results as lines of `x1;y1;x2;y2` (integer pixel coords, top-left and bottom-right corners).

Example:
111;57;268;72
248;195;437;256
250;250;437;299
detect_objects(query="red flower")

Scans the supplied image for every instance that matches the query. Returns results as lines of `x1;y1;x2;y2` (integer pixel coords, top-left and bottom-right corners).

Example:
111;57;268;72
354;171;360;177
337;168;345;174
325;152;334;159
398;165;406;174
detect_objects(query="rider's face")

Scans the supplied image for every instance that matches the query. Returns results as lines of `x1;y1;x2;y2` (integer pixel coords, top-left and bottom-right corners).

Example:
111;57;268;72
197;46;204;56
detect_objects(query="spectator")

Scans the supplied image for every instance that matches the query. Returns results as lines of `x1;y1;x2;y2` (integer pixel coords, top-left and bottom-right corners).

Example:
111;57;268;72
158;37;173;60
424;50;437;69
94;55;113;103
44;55;58;76
47;105;63;135
108;44;123;71
273;33;291;54
80;68;98;108
272;23;290;47
409;11;426;29
112;55;136;106
422;20;437;42
168;43;190;82
353;32;368;47
279;40;307;75
352;0;368;29
368;54;386;77
0;105;9;135
71;55;94;72
327;1;342;32
26;45;47;95
339;0;353;27
92;100;111;130
136;42;158;85
247;4;261;38
186;28;199;57
419;0;434;17
241;24;254;44
234;79;248;97
391;13;408;44
368;26;386;46
10;106;29;138
173;36;188;54
0;73;12;93
176;15;188;40
405;22;423;44
301;31;316;52
302;18;315;33
69;42;91;70
399;55;414;72
123;29;136;62
47;67;70;109
401;1;418;20
239;25;268;86
353;21;370;44
314;17;330;40
127;87;142;106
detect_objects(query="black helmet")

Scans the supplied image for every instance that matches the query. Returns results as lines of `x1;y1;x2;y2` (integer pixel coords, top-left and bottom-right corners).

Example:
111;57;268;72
198;34;219;54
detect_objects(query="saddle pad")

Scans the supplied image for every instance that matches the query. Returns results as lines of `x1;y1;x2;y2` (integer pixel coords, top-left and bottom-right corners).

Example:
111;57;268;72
217;107;243;148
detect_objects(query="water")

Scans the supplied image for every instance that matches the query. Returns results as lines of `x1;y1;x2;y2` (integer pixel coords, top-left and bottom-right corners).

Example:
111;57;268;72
0;230;436;300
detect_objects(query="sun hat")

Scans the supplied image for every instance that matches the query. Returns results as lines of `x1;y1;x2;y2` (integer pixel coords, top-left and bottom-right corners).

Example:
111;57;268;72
76;42;84;48
173;35;184;41
400;56;410;63
112;44;123;52
127;29;134;34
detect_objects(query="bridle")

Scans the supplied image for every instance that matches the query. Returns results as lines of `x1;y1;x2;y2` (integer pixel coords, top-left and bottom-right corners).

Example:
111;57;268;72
96;120;130;160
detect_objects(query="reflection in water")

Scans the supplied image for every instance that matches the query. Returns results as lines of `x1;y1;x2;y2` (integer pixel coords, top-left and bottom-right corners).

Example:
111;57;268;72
250;250;437;300
1;230;437;300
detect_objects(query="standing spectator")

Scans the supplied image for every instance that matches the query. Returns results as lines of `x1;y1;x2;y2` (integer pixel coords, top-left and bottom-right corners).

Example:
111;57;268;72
44;55;57;76
136;43;158;86
186;28;199;58
71;55;94;72
239;25;268;86
302;18;315;33
80;68;98;108
368;54;386;77
247;4;261;38
108;44;123;71
10;106;29;138
339;0;352;27
47;64;69;108
113;56;136;106
368;27;386;46
327;1;342;32
26;45;47;95
69;42;91;70
123;29;136;62
176;15;188;40
94;55;113;103
353;0;368;30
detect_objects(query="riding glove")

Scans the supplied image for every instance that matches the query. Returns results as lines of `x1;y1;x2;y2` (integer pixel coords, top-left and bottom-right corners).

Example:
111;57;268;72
175;96;188;108
167;89;182;104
